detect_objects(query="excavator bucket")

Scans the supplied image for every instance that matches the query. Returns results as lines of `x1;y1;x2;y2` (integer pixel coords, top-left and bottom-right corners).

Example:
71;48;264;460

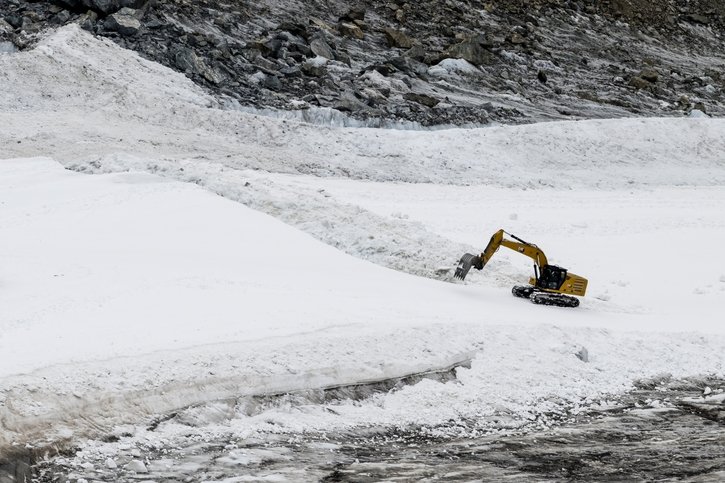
454;253;482;281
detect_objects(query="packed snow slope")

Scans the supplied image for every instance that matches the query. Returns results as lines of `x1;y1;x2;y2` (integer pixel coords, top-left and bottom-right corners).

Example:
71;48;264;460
1;26;725;455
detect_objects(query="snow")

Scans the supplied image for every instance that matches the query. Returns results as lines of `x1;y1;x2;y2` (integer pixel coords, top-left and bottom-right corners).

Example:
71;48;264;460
2;157;498;378
0;41;17;54
1;25;725;458
429;58;480;76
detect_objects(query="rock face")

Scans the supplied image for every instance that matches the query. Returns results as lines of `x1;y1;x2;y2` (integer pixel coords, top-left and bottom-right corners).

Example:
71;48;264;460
1;0;725;125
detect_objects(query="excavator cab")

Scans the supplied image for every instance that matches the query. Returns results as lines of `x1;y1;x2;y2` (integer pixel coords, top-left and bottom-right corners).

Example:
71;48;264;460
536;265;568;291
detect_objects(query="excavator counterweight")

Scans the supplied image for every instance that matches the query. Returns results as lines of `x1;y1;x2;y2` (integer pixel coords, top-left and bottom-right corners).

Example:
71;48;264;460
455;229;587;308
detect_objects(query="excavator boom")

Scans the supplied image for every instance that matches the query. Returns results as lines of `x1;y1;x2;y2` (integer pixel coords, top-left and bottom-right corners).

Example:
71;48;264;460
455;229;547;279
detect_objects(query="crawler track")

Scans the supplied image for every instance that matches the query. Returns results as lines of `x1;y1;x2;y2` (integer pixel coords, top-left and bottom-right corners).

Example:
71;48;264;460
512;285;580;308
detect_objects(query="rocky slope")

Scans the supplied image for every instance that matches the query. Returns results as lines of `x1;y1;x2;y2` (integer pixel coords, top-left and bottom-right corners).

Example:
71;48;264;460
2;0;725;125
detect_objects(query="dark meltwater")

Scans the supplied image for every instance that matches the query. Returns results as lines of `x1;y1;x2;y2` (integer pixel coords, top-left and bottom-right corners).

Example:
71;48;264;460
13;376;725;482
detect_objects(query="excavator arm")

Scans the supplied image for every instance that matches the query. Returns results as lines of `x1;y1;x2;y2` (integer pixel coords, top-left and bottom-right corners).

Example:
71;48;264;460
454;229;547;280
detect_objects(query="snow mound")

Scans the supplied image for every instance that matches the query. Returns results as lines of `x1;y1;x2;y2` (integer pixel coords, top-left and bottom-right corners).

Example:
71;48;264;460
0;24;211;113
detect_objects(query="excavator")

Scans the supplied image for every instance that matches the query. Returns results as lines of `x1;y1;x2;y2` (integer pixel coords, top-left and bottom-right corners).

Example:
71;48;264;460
454;229;587;308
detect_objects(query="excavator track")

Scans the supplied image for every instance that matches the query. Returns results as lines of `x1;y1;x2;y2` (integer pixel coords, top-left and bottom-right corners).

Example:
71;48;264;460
530;291;580;308
511;285;580;308
511;285;534;299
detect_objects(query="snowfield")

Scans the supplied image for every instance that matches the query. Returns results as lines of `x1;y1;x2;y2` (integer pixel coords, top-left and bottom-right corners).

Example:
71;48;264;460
1;25;725;465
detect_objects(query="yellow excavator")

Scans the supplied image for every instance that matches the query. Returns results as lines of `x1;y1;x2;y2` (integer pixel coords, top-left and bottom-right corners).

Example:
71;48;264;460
454;229;587;308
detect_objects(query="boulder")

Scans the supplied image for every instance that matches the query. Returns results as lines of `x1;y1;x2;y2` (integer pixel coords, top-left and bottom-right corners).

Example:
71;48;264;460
287;40;312;58
54;10;71;24
280;65;302;77
404;92;439;107
21;18;41;34
309;17;334;33
4;15;23;29
175;47;223;84
257;37;283;57
0;18;13;34
277;22;309;40
334;95;366;112
384;28;412;49
248;71;266;85
686;13;710;25
263;75;282;90
405;43;426;61
302;58;327;77
364;63;393;76
125;460;148;473
252;55;277;72
105;9;140;36
201;66;224;85
628;76;651;90
639;68;658;83
78;11;98;31
444;39;495;66
309;38;335;60
509;32;526;45
389;55;428;76
339;22;364;39
361;88;387;106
